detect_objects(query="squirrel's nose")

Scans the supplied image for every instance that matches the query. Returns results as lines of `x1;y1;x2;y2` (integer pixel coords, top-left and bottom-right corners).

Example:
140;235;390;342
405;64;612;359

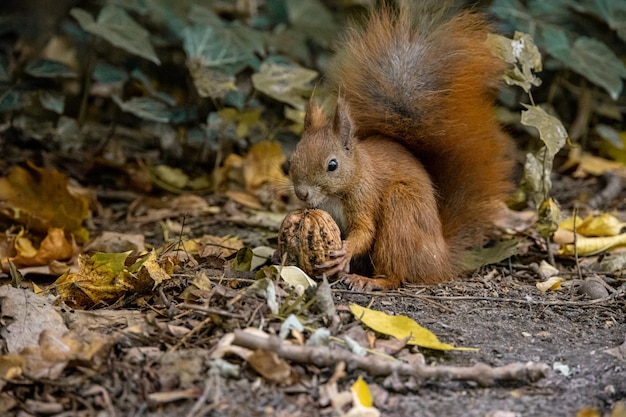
294;186;309;201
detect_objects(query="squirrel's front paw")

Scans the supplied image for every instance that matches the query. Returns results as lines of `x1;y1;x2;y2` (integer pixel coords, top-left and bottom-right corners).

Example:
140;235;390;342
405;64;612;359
315;241;351;277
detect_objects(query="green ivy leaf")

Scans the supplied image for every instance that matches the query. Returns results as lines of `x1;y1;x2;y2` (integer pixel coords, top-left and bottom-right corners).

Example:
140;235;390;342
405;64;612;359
181;24;258;76
0;90;30;112
93;63;128;84
569;37;626;100
286;0;338;47
71;5;160;65
25;59;76;79
112;96;170;123
39;91;65;114
251;60;318;110
0;55;9;82
571;0;626;43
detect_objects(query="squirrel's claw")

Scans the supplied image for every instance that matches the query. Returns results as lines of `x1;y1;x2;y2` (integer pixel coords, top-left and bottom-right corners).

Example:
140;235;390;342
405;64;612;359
343;273;397;291
315;241;350;276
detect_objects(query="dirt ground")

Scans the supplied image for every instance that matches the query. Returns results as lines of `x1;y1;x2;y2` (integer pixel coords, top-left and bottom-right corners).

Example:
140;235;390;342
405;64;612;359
2;222;625;417
0;137;625;417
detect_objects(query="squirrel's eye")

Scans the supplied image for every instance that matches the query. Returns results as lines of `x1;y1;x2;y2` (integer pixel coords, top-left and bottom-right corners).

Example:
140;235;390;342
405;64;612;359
327;159;338;172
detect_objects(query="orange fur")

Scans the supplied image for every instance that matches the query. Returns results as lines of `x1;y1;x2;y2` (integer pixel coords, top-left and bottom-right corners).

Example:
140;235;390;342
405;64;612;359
289;3;513;290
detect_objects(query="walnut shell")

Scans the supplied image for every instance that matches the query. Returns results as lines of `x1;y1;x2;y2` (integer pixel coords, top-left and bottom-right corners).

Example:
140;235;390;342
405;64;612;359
276;209;342;277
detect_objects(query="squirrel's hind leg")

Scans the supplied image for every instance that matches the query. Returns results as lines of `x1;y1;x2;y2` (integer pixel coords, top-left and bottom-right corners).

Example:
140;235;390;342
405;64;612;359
371;181;454;286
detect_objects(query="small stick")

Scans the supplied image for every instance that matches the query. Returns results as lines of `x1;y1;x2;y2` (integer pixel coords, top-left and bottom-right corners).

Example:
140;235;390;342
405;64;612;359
232;330;548;387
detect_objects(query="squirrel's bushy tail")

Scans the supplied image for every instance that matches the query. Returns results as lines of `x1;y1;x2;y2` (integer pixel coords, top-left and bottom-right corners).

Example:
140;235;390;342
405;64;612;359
328;1;513;264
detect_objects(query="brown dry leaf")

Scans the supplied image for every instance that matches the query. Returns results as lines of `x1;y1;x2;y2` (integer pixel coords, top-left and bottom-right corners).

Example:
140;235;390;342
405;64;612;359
0;329;113;381
134;250;171;288
0;286;68;353
577;408;601;417
197;235;244;258
55;254;129;309
612;402;626;417
225;190;263;210
242;141;290;206
0;164;90;241
54;251;168;309
217;153;245;192
563;148;626;178
84;231;146;254
128;194;217;224
6;228;76;270
243;141;287;191
247;349;292;383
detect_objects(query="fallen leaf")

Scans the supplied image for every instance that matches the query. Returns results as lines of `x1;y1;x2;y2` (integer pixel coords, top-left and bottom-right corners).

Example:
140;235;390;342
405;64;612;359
0;286;67;353
0;164;90;241
350;304;475;351
351;376;373;408
197;235;244;258
8;228;76;270
559;213;626;238
276;265;316;290
559;233;626;256
247;349;292;383
54;251;168;309
576;408;600;417
84;231;146;254
564;149;626;177
611;402;626;417
243;141;289;196
536;276;563;292
251;61;318;110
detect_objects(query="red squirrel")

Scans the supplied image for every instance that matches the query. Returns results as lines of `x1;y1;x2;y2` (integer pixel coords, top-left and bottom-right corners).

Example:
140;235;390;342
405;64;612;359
288;2;513;290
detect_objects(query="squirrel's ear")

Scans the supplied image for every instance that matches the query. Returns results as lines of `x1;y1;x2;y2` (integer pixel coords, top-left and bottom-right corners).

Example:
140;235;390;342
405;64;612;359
304;100;325;130
334;96;354;149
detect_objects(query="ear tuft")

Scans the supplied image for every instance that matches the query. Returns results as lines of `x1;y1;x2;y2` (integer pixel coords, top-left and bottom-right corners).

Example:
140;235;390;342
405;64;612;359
304;100;326;130
333;96;354;149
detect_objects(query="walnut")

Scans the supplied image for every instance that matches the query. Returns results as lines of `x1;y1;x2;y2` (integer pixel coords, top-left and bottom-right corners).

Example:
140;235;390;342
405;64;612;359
276;209;342;277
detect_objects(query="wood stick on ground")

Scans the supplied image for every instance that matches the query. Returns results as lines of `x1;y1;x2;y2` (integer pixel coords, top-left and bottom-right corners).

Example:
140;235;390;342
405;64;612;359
232;330;549;387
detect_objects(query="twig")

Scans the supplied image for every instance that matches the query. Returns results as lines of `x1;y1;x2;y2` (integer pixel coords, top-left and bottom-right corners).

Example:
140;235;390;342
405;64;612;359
232;330;548;387
180;303;247;319
573;208;584;281
185;374;218;417
168;314;213;353
588;171;623;209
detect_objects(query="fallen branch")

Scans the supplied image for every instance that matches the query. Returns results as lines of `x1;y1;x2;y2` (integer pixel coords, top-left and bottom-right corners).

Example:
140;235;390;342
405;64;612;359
232;330;548;387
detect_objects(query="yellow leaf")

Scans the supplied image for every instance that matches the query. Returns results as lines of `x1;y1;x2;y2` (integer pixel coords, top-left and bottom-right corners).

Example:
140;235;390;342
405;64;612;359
0;163;90;240
611;402;626;417
559;233;626;256
577;214;626;237
15;235;37;258
11;228;76;268
558;216;584;232
536;276;563;292
577;408;601;417
243;141;288;193
137;250;171;288
351;376;373;408
577;152;626;177
350;304;476;351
